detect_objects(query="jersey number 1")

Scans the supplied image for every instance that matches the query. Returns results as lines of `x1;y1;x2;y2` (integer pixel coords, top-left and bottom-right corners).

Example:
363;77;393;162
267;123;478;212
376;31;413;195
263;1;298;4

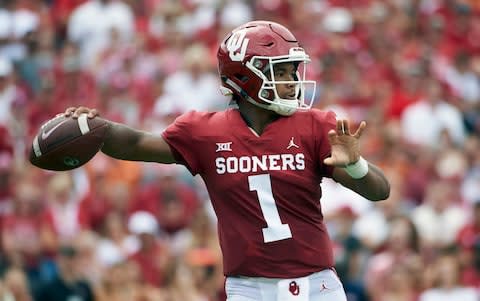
248;174;292;243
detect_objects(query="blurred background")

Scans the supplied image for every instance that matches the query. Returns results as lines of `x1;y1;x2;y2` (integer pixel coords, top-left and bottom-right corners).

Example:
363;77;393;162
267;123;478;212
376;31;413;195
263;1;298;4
0;0;479;300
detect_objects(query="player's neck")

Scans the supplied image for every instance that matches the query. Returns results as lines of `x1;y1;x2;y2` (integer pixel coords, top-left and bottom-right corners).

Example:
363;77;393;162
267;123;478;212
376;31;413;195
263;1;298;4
237;101;279;135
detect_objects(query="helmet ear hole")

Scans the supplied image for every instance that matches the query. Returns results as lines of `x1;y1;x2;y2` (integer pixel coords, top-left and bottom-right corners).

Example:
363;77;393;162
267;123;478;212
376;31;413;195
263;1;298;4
261;90;272;99
234;74;249;83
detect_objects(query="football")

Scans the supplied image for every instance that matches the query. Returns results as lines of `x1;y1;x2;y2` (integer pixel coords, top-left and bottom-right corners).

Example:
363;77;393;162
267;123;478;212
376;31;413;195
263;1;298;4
29;114;109;171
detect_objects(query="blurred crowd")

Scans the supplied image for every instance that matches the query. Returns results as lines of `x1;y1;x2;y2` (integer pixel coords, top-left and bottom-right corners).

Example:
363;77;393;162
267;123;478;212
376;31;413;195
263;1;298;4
0;0;479;300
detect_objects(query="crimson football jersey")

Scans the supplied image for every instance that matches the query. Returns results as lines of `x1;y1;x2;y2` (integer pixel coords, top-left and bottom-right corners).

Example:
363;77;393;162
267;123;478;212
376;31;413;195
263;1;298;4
162;108;337;278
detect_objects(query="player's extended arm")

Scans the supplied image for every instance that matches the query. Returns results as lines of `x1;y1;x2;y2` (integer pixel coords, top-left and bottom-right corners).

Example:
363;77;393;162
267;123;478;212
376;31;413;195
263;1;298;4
332;161;390;201
65;107;175;164
102;122;175;163
325;119;390;201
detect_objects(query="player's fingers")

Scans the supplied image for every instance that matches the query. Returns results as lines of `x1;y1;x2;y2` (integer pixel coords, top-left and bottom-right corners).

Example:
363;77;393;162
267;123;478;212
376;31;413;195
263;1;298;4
64;107;77;117
343;119;351;135
87;108;99;119
323;157;334;166
327;129;337;141
336;120;345;135
72;106;91;119
353;121;367;138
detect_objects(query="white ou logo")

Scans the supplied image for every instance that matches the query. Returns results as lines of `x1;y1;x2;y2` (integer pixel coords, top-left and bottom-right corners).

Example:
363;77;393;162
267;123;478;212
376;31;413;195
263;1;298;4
226;29;249;62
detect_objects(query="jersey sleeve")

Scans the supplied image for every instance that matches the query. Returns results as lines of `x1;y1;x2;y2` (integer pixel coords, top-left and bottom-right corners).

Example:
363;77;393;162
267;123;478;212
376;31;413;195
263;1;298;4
312;109;337;178
161;111;202;175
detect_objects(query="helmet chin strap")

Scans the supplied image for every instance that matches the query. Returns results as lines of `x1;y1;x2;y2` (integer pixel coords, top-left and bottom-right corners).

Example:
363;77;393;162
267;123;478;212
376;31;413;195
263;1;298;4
271;99;297;116
223;78;297;116
246;94;296;116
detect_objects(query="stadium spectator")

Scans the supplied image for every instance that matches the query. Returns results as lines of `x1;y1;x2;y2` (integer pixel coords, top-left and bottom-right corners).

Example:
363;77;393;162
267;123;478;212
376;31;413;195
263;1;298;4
457;201;480;287
95;211;139;268
34;244;95;301
382;263;419;301
400;78;466;148
419;252;478;301
131;165;200;236
152;43;223;116
0;2;40;62
460;136;480;205
329;205;369;301
95;260;165;301
1;177;49;293
72;230;103;285
127;211;170;287
163;258;214;301
364;216;422;301
352;172;409;251
0;58;17;127
67;0;135;68
80;156;139;231
42;173;89;244
411;179;468;250
444;52;480;103
51;42;99;110
2;267;32;301
0;125;13;213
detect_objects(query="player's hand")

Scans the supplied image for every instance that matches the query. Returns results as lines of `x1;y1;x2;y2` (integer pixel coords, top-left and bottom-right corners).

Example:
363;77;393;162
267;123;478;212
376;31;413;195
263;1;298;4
323;119;366;167
63;106;99;119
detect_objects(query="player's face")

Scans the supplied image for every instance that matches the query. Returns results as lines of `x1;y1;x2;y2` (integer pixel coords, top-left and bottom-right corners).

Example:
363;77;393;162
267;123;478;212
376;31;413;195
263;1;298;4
272;62;298;100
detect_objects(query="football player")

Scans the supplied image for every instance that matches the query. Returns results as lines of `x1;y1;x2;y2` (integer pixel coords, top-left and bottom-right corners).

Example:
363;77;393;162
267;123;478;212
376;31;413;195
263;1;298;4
66;21;390;301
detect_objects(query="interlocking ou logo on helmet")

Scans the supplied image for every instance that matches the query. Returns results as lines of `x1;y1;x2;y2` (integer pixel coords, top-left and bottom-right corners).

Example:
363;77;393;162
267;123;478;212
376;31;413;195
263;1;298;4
226;29;249;62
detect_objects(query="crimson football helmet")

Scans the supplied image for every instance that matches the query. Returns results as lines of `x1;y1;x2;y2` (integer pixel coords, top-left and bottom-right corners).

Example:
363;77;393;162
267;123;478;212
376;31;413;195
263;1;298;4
217;21;316;116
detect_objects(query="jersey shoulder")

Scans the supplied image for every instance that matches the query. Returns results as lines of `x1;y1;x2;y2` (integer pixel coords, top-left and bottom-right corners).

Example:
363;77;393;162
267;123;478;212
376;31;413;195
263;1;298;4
174;110;218;124
173;110;230;132
292;109;337;128
307;108;337;123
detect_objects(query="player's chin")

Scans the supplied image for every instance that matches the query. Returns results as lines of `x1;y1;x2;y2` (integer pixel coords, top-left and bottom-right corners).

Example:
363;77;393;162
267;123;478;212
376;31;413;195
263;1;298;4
280;95;297;101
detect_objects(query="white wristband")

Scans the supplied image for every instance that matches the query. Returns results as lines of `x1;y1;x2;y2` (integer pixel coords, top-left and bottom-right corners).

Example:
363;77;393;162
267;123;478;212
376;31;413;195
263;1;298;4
344;157;369;179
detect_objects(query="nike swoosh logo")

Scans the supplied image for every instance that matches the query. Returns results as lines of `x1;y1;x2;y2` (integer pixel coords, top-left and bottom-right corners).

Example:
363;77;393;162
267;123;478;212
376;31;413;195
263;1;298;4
41;119;69;140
